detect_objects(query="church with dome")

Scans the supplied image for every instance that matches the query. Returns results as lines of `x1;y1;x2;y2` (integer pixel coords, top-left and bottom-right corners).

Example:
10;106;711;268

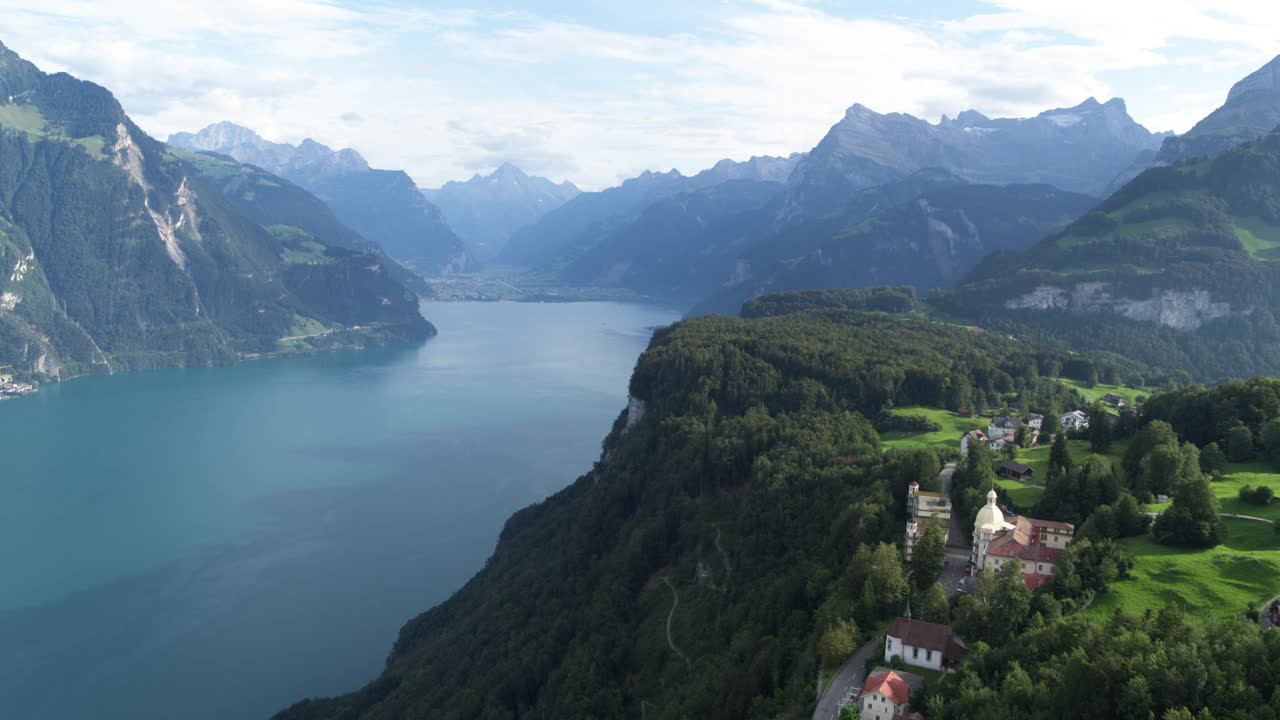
971;488;1075;590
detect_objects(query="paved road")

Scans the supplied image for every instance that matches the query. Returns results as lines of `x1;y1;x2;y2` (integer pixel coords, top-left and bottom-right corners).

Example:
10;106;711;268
812;633;884;720
940;462;969;551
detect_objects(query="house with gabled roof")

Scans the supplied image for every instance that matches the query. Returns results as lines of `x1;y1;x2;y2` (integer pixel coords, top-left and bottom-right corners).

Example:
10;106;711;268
858;667;924;720
884;611;966;672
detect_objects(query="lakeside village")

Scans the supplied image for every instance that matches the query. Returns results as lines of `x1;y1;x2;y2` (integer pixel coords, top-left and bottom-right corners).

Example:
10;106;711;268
0;365;36;400
833;395;1135;720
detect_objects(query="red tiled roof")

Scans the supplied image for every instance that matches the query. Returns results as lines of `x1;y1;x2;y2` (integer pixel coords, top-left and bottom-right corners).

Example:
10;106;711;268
886;617;952;652
1023;572;1052;591
860;670;911;705
985;516;1073;563
1033;518;1076;531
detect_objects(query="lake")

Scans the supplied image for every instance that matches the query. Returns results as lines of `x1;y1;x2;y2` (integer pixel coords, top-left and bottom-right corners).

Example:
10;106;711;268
0;301;680;720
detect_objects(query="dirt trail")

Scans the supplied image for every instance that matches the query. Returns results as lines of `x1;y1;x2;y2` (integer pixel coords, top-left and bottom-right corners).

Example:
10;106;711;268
662;577;690;666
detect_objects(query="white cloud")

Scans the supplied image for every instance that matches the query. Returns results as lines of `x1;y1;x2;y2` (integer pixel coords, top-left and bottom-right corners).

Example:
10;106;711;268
0;0;1276;189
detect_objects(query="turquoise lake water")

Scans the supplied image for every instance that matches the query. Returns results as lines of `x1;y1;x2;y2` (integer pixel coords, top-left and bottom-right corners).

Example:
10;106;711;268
0;301;680;720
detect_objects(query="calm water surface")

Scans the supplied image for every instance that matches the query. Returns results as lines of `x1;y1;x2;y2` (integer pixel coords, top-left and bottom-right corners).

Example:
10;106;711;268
0;301;679;720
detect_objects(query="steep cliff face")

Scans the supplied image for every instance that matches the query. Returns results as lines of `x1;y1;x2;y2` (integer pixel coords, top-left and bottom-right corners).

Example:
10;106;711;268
1156;54;1280;164
0;42;431;378
1005;284;1235;330
933;127;1280;379
170;123;476;276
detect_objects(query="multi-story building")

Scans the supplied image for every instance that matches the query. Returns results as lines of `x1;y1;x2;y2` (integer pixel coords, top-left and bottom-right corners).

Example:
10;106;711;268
905;481;951;561
971;489;1074;590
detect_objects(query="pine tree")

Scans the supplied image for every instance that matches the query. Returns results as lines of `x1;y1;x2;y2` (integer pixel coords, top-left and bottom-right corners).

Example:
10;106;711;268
1049;432;1073;480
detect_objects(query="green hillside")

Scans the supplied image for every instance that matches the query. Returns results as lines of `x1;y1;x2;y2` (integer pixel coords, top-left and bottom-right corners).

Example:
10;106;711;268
0;41;431;378
941;126;1280;381
274;302;1126;720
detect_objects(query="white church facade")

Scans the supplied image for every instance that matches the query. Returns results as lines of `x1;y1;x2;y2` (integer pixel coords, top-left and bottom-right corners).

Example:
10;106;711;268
971;489;1074;590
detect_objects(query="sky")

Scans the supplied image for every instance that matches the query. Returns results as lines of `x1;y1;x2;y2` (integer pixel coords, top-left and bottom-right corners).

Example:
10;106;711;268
1;0;1278;190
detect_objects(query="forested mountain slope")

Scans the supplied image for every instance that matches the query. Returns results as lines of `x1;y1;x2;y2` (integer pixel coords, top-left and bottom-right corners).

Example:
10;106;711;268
174;148;432;297
275;302;1141;720
497;155;801;269
939;125;1280;380
170;123;475;275
690;179;1095;316
0;41;431;378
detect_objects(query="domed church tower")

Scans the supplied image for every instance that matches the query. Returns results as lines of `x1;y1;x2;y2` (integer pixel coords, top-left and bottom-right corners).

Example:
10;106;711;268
971;488;1005;571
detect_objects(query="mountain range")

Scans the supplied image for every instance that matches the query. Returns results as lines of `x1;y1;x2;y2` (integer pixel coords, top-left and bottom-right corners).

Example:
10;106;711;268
169;123;475;276
780;97;1166;220
0;41;431;378
496;154;804;268
423;163;580;260
489;96;1167;310
690;174;1097;315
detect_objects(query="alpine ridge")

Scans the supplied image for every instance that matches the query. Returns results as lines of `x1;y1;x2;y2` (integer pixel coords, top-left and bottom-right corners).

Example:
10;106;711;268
0;41;432;379
423;162;580;260
169;122;476;276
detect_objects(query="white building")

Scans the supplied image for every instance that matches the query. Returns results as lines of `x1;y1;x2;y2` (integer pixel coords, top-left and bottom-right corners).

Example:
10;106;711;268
904;481;951;561
987;416;1023;440
858;667;923;720
884;614;963;672
971;489;1075;590
1061;410;1089;431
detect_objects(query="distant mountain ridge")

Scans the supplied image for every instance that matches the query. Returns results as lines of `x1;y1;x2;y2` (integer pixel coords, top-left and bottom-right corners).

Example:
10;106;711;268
782;97;1164;219
690;173;1097;316
169;123;475;275
496;154;803;268
423;163;580;259
1156;54;1280;164
0;41;431;379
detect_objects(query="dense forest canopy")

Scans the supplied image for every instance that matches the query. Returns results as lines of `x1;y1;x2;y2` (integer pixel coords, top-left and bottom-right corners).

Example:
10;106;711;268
274;302;1171;720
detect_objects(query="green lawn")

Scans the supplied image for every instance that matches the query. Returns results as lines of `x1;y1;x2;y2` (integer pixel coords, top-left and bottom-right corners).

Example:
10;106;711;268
1209;462;1280;519
995;476;1043;509
0;104;107;158
1057;378;1149;406
1147;462;1280;517
0;103;47;134
880;406;987;451
1088;519;1280;619
1234;216;1280;260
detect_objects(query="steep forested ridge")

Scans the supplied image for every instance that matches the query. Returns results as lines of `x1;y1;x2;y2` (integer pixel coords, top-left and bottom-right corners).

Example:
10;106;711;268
275;305;1142;720
0;42;431;378
691;179;1095;316
174;148;433;297
936;126;1280;381
169;123;475;276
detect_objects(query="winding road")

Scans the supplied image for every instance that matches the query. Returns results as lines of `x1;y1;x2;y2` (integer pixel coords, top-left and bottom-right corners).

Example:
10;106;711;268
811;633;884;720
662;577;690;666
